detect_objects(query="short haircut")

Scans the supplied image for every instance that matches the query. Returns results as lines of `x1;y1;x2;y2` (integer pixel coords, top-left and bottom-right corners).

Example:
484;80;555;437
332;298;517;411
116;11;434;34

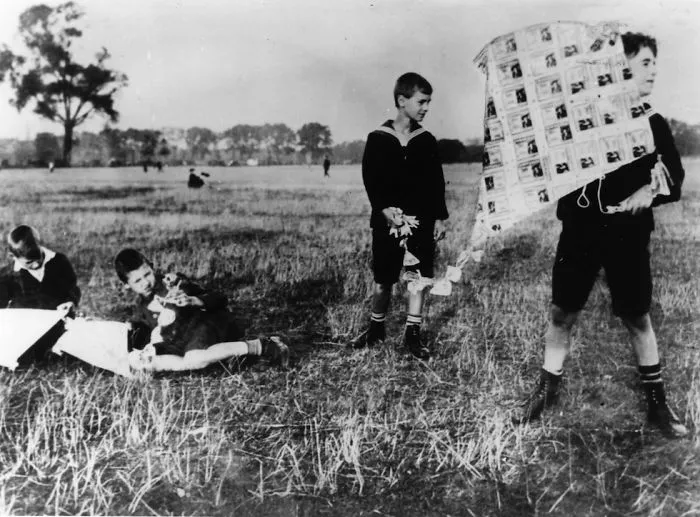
7;225;42;260
114;248;152;283
393;72;433;108
621;32;657;58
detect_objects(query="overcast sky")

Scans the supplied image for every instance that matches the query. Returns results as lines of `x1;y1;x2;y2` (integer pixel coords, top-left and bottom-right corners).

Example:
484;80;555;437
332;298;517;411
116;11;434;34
1;0;699;143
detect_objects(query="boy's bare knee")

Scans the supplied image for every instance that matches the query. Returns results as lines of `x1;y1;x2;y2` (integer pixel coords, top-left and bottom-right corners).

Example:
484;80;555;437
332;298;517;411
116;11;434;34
550;305;578;330
183;350;209;369
620;313;652;334
374;283;392;294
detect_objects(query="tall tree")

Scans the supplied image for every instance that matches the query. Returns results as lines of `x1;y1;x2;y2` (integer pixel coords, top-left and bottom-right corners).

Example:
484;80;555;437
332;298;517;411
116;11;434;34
297;122;332;161
0;2;128;166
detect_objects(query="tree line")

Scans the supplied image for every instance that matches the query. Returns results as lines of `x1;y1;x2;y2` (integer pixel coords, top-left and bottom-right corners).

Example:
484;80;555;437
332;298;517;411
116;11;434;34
3;121;699;169
0;122;334;168
2;127;492;168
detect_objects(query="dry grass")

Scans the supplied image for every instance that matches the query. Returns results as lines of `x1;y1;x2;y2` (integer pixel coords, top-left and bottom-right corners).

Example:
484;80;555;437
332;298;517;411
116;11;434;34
0;161;698;515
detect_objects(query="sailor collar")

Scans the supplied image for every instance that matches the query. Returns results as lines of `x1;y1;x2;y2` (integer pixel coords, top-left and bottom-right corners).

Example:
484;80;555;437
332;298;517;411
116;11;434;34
376;120;427;146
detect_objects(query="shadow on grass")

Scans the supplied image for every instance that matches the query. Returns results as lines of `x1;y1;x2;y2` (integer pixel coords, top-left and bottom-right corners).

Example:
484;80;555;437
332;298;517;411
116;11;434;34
479;233;541;281
47;186;157;201
236;276;346;362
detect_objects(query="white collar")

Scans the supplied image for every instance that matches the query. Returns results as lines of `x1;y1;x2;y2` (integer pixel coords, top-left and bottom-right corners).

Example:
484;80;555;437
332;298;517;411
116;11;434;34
13;246;57;282
376;124;427;146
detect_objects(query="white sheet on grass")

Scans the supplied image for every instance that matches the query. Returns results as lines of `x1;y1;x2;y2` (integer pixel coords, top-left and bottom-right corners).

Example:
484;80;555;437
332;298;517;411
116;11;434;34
0;308;64;370
53;319;134;378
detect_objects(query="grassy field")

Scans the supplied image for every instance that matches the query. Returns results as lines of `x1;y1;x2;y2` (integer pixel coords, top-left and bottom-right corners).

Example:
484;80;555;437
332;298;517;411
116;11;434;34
0;161;698;516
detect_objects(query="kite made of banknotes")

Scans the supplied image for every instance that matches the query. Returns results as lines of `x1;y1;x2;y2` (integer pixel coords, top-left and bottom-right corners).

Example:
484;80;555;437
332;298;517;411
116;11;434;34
400;21;667;296
470;20;660;248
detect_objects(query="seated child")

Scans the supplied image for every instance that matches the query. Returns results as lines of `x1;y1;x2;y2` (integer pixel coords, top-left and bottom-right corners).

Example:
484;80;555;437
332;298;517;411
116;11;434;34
114;248;289;372
0;225;81;362
0;225;80;312
187;168;207;189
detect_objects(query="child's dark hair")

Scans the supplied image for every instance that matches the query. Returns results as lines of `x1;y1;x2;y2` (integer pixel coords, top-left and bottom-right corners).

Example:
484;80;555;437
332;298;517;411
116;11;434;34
7;225;42;260
114;248;152;283
393;72;433;108
621;32;657;58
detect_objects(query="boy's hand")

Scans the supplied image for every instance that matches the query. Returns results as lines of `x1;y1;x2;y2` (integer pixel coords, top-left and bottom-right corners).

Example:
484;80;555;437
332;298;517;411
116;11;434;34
128;346;155;371
168;292;205;308
434;220;447;242
607;184;653;215
56;301;75;318
382;207;403;228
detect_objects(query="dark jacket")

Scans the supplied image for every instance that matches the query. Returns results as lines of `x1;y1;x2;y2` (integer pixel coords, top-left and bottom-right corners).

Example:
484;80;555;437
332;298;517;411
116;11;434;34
557;111;684;230
0;251;80;310
188;173;204;188
362;120;449;228
128;272;242;355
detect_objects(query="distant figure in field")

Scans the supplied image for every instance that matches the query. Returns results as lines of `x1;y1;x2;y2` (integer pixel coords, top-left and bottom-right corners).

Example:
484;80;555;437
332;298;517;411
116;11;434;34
354;72;448;360
156;161;163;172
0;225;80;363
187;168;208;189
142;162;148;173
114;248;289;372
323;155;331;177
48;161;55;173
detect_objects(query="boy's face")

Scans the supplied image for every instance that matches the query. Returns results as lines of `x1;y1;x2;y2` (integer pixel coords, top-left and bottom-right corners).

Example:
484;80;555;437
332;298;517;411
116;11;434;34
11;248;44;270
628;46;657;97
125;264;157;297
398;90;431;122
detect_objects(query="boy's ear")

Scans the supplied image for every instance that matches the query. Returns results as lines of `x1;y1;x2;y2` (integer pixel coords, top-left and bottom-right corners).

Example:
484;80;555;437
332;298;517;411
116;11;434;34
396;94;407;108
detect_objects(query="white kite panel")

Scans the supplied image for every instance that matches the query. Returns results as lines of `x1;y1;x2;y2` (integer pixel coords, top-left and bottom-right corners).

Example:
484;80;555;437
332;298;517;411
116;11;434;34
53;319;134;378
0;309;63;370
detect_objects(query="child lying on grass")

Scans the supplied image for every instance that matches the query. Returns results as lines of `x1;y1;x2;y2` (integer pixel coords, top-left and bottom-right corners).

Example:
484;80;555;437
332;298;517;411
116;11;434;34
114;248;289;372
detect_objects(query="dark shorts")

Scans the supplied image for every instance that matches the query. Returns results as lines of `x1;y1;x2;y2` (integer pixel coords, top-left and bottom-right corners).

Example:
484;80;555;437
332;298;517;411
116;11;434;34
372;220;435;285
552;221;652;317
